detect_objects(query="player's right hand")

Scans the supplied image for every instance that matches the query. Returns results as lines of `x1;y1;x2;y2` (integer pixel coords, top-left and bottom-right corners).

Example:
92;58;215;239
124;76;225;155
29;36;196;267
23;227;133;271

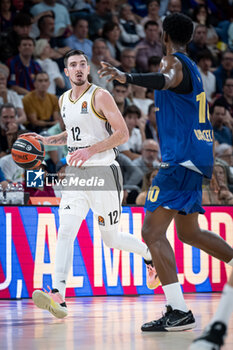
98;61;127;83
18;132;48;144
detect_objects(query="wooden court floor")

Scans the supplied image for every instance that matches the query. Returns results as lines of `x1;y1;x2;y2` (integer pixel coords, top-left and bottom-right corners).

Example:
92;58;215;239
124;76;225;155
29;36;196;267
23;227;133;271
1;293;232;350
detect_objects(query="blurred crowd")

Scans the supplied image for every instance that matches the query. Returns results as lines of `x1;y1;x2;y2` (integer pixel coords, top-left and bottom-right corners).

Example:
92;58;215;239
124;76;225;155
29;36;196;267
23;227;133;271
0;0;233;205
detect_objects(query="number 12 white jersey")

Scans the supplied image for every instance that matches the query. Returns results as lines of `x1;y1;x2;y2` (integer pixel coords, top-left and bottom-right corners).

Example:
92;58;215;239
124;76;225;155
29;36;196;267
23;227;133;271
60;84;118;166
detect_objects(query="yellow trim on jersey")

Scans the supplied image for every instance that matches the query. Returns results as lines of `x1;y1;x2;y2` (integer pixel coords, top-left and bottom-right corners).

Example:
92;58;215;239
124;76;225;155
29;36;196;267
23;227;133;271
91;88;107;121
59;92;65;109
68;84;92;104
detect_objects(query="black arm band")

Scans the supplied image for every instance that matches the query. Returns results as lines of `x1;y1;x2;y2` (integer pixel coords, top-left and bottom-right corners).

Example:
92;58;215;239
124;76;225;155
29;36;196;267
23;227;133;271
126;72;166;90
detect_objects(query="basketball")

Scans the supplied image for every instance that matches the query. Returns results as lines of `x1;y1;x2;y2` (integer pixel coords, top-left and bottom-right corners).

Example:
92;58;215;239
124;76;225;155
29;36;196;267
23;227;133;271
11;135;45;169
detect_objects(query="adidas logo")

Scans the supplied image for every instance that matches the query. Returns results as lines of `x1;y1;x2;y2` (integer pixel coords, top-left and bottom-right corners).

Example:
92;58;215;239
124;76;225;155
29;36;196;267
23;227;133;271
64;205;70;209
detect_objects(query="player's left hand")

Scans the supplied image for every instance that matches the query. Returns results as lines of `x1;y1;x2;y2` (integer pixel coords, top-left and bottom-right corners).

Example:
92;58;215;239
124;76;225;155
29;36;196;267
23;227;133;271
69;147;94;167
98;61;126;83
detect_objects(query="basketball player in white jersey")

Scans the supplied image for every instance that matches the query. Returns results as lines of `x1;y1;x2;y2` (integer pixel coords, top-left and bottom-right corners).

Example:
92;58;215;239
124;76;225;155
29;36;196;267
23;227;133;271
28;50;158;319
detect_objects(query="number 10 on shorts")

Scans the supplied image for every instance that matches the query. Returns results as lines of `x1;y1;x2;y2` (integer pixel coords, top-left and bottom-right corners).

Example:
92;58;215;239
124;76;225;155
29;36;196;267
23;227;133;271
147;186;160;203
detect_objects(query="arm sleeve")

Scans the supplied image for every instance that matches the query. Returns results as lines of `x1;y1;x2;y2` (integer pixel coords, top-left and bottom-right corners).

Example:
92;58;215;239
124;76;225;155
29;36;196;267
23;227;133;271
126;72;165;90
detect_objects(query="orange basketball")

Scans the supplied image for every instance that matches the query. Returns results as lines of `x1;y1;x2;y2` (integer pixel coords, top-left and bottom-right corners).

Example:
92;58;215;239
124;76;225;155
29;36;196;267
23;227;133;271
11;135;45;169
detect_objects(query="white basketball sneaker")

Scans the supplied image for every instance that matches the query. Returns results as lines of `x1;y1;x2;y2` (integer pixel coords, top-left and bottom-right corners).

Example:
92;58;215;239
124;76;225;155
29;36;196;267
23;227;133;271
32;287;68;319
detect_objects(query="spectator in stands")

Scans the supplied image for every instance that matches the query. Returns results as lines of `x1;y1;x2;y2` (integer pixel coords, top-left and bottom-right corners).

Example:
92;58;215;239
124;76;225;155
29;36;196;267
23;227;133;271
44;116;67;173
122;139;160;204
65;18;93;60
0;12;32;63
0;68;26;124
0;141;24;182
214;50;233;94
128;139;160;190
135;21;163;72
214;78;233;118
57;0;94;13
145;103;159;143
161;0;182;18
136;167;159;205
118;3;144;48
188;24;213;63
0;103;19;157
214;163;233;204
197;49;216;102
148;55;161;72
34;39;65;94
30;0;72;38
118;48;138;73
116;152;142;193
102;21;122;64
141;0;162;34
132;139;160;169
216;143;233;167
89;38;113;91
0;167;8;189
215;143;233;190
88;0;113;40
37;13;70;60
131;84;153;116
118;105;146;160
210;104;233;146
23;71;60;133
202;169;222;205
112;80;130;115
0;0;16;36
7;36;42;96
192;4;218;48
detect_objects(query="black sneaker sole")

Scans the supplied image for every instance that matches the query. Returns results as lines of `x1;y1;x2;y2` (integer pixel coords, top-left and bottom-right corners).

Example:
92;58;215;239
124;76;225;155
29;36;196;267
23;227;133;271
141;321;196;332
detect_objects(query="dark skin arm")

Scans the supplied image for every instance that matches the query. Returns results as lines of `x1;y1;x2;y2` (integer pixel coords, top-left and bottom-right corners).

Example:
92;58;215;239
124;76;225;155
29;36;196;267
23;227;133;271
98;55;184;90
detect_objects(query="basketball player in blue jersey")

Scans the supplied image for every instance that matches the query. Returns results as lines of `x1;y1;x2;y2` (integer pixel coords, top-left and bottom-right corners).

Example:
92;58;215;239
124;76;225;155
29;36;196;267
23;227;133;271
99;12;233;345
25;49;156;319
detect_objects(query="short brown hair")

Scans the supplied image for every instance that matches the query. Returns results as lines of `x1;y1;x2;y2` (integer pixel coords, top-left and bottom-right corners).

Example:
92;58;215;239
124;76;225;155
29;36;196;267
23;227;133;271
64;49;88;68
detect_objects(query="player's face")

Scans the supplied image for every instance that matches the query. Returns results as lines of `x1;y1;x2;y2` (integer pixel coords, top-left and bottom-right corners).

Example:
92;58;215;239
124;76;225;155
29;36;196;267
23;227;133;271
65;55;90;86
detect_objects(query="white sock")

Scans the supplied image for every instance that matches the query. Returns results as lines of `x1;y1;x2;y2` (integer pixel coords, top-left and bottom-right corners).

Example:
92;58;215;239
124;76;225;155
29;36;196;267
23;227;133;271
100;228;152;261
162;282;189;312
54;214;83;299
227;258;233;267
210;284;233;327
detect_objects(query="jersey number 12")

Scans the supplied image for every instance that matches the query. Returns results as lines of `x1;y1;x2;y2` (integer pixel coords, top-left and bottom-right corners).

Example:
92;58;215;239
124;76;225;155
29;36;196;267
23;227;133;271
71;126;81;141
